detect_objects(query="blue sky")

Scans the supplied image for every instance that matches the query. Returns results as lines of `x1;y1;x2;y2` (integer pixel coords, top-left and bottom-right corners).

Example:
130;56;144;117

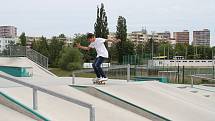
0;0;214;45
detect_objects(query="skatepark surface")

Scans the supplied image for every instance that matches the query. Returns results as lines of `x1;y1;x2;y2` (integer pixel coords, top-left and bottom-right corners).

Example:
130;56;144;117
1;57;215;121
0;104;36;121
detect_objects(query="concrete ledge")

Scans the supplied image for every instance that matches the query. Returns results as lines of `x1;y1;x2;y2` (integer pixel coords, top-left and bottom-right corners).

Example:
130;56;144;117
71;85;170;121
0;92;49;121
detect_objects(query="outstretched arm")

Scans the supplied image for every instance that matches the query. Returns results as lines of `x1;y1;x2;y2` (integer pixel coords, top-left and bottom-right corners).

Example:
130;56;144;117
76;43;92;51
105;38;121;44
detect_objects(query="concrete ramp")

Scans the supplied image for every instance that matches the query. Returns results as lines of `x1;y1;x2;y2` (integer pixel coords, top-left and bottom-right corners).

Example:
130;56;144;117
0;57;56;77
78;81;215;121
0;91;48;121
0;85;149;121
0;104;36;121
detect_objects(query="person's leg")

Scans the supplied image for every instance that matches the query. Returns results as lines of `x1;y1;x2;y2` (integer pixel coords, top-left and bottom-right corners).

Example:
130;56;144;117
94;56;106;78
92;58;101;78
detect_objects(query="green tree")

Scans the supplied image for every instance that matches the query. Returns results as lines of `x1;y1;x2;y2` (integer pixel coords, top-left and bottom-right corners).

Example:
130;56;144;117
94;3;109;38
49;36;64;67
58;47;83;71
109;44;119;63
187;45;195;59
19;32;27;46
158;42;173;59
144;38;159;58
116;16;134;63
174;43;187;57
32;36;49;58
59;34;66;38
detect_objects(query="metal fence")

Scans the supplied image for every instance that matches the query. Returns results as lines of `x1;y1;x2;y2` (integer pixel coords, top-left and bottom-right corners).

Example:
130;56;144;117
123;54;151;65
26;48;48;69
0;73;95;121
0;46;48;69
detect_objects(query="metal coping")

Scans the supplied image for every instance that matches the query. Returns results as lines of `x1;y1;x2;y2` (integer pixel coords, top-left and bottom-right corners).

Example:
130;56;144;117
70;85;171;121
0;92;50;121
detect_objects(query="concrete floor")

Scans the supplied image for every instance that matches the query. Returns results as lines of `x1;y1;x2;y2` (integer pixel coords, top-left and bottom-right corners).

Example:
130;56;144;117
96;81;215;121
0;86;150;121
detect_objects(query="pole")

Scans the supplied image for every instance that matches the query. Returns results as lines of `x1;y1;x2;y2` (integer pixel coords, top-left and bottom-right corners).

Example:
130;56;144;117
212;48;214;79
185;46;188;60
191;76;194;88
72;73;75;85
127;64;131;82
168;46;169;59
151;32;154;60
33;89;38;110
177;64;180;84
90;106;95;121
182;66;185;84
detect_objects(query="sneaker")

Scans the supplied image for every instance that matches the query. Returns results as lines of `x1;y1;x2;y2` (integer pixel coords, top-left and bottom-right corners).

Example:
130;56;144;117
99;77;108;81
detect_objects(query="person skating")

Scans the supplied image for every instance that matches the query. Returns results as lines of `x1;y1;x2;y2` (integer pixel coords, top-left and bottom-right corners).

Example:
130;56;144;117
76;33;120;82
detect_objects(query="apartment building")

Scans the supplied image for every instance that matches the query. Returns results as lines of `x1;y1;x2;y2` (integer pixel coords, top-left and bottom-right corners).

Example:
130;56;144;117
193;29;210;46
173;30;189;44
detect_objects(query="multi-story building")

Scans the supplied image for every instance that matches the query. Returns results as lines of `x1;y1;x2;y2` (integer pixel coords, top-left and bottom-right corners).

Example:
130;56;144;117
0;26;17;38
0;38;18;52
193;29;210;46
0;26;18;53
26;36;42;48
128;30;172;44
128;29;148;44
173;30;189;44
157;31;171;39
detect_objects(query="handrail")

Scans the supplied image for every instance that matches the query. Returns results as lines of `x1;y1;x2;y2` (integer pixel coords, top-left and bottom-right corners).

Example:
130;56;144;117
0;73;95;121
26;48;48;69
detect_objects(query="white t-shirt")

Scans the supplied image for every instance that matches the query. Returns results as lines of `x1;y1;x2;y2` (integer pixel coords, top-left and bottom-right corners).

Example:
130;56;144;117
89;38;109;58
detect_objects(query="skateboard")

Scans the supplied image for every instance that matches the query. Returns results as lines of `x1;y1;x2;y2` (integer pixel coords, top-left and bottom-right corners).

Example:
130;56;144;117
92;78;107;85
93;80;106;85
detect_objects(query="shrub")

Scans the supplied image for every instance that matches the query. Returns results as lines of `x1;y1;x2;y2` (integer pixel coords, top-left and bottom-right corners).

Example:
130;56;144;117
58;47;83;71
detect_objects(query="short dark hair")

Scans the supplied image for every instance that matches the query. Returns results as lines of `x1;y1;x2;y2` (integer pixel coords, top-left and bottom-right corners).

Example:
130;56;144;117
87;33;95;39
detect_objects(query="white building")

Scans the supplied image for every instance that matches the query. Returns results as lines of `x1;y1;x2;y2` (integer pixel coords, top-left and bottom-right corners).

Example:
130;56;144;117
128;30;174;44
148;59;215;67
0;38;18;52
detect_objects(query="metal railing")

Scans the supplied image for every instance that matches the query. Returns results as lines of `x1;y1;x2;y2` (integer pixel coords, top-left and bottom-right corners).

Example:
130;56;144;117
26;48;48;69
72;64;131;84
1;46;48;69
0;73;95;121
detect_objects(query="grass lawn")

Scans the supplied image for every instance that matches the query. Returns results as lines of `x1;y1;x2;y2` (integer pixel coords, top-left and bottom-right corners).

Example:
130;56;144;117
49;68;95;78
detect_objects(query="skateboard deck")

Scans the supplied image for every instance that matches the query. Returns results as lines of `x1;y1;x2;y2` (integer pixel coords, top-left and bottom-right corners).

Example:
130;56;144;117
93;80;106;85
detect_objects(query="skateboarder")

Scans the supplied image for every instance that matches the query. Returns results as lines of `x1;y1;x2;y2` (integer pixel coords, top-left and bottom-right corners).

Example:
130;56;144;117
76;33;120;83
